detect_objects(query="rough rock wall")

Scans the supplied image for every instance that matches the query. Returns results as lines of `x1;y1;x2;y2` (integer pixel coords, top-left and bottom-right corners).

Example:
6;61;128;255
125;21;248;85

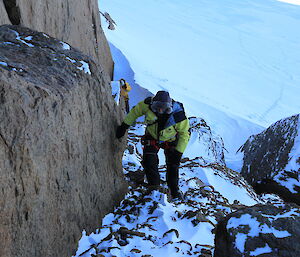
0;25;127;257
240;114;300;205
0;0;114;78
0;1;10;24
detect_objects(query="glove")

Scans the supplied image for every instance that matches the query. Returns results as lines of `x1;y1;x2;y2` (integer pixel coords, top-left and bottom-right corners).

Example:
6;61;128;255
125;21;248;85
116;122;130;139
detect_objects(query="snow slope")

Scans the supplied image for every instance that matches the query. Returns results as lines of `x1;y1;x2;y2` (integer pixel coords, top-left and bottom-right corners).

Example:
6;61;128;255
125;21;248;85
73;122;297;257
72;1;300;255
73;121;261;257
278;0;300;5
100;0;300;169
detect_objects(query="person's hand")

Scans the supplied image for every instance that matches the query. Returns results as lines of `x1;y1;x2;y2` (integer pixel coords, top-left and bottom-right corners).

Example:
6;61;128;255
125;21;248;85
116;122;130;139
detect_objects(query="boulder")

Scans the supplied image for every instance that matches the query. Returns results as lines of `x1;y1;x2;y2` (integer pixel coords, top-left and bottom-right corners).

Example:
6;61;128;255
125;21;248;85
0;25;127;257
0;0;113;77
240;114;300;205
214;203;300;257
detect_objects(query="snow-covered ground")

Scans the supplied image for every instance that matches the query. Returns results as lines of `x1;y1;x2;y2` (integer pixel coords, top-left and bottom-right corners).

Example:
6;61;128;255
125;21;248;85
278;0;300;5
72;1;300;256
73;120;296;257
100;0;300;170
74;121;262;257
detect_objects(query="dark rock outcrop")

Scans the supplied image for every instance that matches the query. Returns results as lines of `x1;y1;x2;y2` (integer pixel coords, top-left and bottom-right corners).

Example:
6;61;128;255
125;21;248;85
0;0;114;77
214;203;300;257
0;25;127;257
240;114;300;205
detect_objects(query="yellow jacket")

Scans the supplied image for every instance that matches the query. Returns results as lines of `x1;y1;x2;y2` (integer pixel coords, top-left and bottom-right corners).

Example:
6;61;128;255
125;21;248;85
124;98;190;153
120;82;131;100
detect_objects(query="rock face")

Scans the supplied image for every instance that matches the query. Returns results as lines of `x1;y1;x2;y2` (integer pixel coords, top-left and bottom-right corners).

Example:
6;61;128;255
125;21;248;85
0;25;127;257
240;114;300;205
0;1;10;24
214;203;300;257
0;0;113;77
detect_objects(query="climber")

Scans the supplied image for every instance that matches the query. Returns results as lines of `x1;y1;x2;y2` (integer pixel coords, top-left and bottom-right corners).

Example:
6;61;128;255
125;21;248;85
119;78;132;113
116;91;190;200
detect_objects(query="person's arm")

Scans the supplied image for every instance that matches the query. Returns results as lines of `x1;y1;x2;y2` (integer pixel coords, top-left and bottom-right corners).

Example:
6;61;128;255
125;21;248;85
174;118;190;153
116;100;148;139
123;101;148;126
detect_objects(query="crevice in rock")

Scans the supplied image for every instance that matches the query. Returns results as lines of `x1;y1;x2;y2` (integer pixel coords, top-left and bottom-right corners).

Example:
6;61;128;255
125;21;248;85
3;0;21;25
92;13;98;45
24;211;29;221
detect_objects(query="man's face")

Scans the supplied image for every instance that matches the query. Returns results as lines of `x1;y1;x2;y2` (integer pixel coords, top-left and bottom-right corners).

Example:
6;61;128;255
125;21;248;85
152;101;173;114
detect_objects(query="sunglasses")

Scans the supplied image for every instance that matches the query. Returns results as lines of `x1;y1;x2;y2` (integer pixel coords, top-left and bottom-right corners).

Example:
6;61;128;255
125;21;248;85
151;101;173;114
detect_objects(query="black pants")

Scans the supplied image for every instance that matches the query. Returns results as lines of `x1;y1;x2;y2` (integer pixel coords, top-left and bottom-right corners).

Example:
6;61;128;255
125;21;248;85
142;143;181;196
125;99;130;113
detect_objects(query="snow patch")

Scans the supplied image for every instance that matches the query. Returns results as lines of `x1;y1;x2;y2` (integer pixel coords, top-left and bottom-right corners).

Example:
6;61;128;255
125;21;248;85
1;42;15;46
111;80;121;105
250;244;272;256
227;214;291;253
12;30;34;47
78;61;91;75
60;41;71;50
0;61;8;67
66;57;76;63
278;0;300;5
65;57;91;75
199;167;258;206
261;208;300;220
273;117;300;193
0;61;24;72
24;36;33;41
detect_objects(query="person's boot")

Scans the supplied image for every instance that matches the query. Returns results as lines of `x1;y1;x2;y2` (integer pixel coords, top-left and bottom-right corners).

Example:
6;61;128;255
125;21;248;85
147;184;161;192
170;189;183;201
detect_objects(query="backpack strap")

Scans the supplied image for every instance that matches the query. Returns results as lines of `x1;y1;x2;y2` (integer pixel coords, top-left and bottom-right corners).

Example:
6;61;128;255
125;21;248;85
144;96;153;105
173;102;186;123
